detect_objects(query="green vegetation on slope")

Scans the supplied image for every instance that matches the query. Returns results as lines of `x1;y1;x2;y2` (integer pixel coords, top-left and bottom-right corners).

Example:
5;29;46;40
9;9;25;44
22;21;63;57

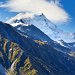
0;35;38;75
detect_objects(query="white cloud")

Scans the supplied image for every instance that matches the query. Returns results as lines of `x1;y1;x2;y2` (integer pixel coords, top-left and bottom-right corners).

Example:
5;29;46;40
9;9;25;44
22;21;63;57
0;0;70;24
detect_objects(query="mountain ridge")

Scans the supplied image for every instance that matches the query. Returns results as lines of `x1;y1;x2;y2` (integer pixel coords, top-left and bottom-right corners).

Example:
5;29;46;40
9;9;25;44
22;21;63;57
6;12;75;43
0;21;75;75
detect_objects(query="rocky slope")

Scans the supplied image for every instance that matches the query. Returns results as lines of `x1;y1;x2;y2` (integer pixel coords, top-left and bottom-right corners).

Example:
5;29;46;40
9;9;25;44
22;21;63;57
14;24;73;54
0;33;37;75
0;22;75;75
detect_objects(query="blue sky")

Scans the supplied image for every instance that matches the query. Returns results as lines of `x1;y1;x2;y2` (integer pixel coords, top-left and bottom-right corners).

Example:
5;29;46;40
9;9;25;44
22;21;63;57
0;0;18;21
58;0;75;33
0;0;75;33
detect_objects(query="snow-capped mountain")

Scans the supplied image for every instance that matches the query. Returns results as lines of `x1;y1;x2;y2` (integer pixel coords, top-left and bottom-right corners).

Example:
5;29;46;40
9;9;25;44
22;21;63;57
6;13;75;43
14;24;73;54
58;39;75;50
15;24;53;42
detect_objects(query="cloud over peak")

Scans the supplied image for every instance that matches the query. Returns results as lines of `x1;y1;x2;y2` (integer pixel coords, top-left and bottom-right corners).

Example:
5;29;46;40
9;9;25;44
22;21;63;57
0;0;70;24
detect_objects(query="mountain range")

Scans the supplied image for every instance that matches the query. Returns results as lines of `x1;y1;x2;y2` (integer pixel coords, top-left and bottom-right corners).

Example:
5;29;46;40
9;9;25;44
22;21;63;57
0;12;75;75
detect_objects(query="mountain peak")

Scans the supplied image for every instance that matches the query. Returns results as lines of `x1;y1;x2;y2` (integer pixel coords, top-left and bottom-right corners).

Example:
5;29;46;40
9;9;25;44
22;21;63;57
6;13;47;25
6;13;75;43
